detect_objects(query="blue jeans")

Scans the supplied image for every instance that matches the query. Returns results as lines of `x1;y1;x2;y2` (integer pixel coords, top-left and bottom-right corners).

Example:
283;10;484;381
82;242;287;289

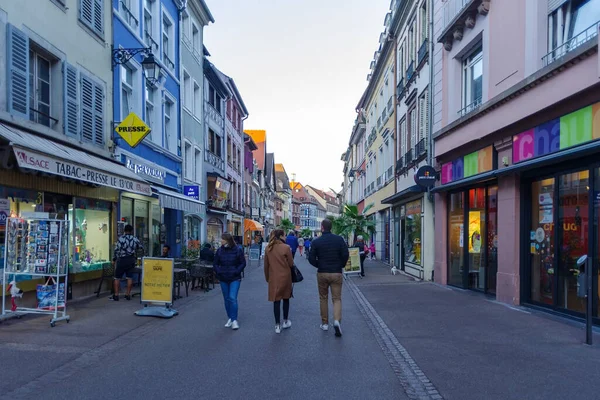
220;280;241;321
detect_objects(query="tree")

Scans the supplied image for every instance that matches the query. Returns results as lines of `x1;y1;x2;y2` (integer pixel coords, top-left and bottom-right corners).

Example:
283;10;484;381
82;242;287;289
332;203;376;242
300;228;313;238
279;218;295;233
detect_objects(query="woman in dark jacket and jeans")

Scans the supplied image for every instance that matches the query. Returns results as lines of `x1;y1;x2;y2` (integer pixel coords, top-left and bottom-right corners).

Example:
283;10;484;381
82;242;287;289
214;233;246;330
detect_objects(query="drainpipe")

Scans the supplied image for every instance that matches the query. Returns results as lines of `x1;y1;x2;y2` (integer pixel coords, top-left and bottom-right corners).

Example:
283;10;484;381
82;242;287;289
427;0;435;203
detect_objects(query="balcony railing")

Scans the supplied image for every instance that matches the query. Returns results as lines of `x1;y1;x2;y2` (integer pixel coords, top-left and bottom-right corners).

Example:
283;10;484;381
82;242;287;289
395;156;404;173
418;39;429;66
406;61;415;82
458;96;482;117
377;175;383;187
442;0;470;32
542;20;600;66
415;138;426;158
163;53;175;70
386;166;394;183
145;31;159;51
405;148;414;165
205;149;224;170
120;1;139;27
397;77;405;99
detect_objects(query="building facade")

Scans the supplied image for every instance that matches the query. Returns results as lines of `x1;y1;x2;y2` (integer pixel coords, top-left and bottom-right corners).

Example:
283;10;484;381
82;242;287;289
180;0;213;248
0;0;154;299
243;133;262;245
202;58;230;247
432;0;600;325
275;164;292;222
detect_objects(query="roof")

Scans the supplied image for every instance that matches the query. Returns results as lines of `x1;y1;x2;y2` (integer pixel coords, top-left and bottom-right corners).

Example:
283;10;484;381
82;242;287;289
245;130;266;143
244;134;258;151
244;130;266;169
212;67;249;117
203;60;231;98
275;169;290;192
306;185;339;205
265;153;275;185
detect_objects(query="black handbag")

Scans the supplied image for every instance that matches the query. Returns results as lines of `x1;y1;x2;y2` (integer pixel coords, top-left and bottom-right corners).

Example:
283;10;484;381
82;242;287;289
291;264;304;283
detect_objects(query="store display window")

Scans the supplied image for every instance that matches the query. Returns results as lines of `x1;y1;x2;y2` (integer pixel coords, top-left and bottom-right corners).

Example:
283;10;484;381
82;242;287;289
404;200;422;265
69;198;112;273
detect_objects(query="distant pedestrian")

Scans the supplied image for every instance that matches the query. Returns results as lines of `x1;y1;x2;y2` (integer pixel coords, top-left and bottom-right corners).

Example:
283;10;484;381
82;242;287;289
286;230;299;258
297;236;305;256
304;237;311;258
264;229;294;334
161;244;171;258
309;219;349;337
356;235;367;277
214;233;246;330
369;242;376;260
112;224;143;301
200;243;215;262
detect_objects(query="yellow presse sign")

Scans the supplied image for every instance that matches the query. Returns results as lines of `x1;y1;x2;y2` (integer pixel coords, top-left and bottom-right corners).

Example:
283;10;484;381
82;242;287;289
115;112;151;148
141;257;174;304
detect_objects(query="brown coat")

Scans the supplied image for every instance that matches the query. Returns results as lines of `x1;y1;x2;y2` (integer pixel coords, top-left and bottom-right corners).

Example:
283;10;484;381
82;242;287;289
264;241;294;302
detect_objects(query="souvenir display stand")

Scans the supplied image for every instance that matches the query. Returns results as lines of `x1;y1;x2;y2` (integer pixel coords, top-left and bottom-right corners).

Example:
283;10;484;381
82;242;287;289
2;217;70;327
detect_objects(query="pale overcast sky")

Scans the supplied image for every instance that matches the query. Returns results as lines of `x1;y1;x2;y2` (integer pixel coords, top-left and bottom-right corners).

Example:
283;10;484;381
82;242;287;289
204;0;391;192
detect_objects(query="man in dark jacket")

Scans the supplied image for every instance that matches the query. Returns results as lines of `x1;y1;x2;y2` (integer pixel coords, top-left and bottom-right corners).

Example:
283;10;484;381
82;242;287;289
309;219;349;337
355;235;367;277
285;231;299;258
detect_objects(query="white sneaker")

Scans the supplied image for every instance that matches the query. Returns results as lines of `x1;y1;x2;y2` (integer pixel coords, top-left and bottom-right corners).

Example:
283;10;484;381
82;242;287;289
282;320;292;329
333;320;342;337
231;320;239;330
275;325;281;334
224;319;232;328
320;324;329;331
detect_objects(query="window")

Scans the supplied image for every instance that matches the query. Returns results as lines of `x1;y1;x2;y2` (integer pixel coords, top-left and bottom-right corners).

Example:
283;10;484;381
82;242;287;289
145;84;158;144
192;22;201;53
462;46;483;113
193;81;201;118
399;118;407;157
29;49;52;127
79;0;104;37
80;73;104;145
120;65;133;120
215;135;222;157
182;10;190;41
120;0;139;30
183;70;191;110
408;24;415;62
548;0;600;62
237;148;241;172
144;0;158;51
408;107;417;150
208;84;222;114
185;142;193;180
164;96;176;152
162;14;174;70
227;136;232;164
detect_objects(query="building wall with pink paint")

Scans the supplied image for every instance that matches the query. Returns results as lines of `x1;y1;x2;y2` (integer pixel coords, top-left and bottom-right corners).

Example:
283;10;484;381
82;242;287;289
432;0;600;323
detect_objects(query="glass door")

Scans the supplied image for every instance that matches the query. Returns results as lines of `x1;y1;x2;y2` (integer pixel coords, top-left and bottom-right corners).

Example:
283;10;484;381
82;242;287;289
594;168;600;318
448;192;464;287
468;188;486;291
486;186;498;294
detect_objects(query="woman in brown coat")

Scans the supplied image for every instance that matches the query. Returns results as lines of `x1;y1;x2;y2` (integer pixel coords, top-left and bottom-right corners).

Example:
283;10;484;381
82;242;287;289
264;229;294;334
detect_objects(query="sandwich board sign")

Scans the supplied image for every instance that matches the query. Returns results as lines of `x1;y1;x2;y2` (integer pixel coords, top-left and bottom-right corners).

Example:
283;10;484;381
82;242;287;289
343;247;361;277
135;257;178;318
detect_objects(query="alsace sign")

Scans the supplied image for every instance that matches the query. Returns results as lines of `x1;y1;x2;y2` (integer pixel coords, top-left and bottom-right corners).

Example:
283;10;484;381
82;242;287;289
115;112;151;148
14;147;152;196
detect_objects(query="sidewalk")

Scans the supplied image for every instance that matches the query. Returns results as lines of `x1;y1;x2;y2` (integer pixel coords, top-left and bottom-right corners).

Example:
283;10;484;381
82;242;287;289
351;259;600;400
0;281;220;393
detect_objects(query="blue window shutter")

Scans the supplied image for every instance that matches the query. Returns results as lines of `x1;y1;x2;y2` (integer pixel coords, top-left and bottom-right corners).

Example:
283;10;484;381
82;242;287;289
6;24;29;119
63;62;79;138
80;0;93;27
93;82;104;146
81;75;94;143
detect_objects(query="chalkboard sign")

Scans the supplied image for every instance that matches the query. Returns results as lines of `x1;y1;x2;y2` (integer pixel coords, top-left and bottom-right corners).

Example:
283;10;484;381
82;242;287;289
249;244;260;261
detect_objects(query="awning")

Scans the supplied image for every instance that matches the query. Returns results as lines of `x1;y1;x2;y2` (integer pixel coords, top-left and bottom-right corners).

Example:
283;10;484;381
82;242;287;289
0;123;152;196
381;185;425;204
244;219;264;232
430;170;497;193
153;186;205;214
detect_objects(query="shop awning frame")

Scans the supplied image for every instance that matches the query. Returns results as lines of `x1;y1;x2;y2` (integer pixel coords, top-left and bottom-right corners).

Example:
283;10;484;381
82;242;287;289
381;185;425;204
430;170;497;193
244;219;264;232
153;186;205;214
0;123;152;196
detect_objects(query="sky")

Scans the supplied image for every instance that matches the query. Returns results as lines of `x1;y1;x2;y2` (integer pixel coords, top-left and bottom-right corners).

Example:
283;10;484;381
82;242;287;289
203;0;391;192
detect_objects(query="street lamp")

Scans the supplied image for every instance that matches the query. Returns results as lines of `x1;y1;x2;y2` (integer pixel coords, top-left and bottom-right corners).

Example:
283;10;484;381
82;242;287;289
112;47;161;86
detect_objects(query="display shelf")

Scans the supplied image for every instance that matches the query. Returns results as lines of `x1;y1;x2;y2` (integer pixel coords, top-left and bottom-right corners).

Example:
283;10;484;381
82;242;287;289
2;216;70;327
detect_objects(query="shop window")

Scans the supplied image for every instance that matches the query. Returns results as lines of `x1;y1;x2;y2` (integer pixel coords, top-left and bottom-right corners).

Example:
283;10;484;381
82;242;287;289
448;192;464;287
404;200;422;265
530;178;556;305
151;204;161;257
70;198;111;273
594;168;600;317
468;188;486;290
461;46;483;115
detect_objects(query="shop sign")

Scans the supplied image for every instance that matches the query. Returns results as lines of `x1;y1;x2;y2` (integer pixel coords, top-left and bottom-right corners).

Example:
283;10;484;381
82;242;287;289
406;200;422;215
13;147;152;196
183;185;199;200
0;199;9;226
513;103;600;164
441;146;495;185
212;177;231;208
413;165;437;188
115;112;151;148
125;158;166;183
141;257;174;304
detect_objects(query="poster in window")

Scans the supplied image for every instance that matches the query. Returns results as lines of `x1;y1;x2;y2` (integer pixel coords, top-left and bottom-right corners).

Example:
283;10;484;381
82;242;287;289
468;211;481;254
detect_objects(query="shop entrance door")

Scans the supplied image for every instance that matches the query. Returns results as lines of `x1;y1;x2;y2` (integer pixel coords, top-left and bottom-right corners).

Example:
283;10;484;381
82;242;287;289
394;215;401;270
400;217;406;271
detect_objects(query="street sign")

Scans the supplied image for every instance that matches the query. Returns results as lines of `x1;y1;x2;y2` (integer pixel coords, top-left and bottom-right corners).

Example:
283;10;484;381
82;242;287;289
115;112;151;148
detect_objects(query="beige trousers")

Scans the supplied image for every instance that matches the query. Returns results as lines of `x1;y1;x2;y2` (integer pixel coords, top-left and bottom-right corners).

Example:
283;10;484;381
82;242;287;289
317;272;343;324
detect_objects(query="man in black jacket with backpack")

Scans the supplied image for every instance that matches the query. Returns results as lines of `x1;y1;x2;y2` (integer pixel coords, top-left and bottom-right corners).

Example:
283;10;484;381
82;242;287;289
309;219;349;337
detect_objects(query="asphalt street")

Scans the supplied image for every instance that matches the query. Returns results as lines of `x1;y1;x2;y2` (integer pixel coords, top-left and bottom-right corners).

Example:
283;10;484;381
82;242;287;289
0;256;409;400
